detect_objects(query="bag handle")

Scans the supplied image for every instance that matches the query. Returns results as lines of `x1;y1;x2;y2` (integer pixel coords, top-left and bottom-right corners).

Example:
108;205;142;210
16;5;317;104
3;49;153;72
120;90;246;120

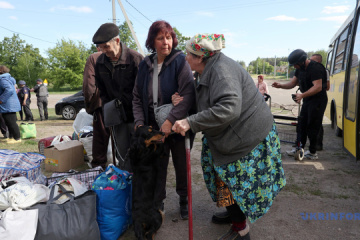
47;184;74;204
152;54;159;108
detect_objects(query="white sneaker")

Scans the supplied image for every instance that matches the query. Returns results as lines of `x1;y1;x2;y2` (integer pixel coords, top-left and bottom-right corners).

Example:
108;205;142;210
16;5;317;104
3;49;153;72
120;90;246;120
304;151;318;160
286;149;296;156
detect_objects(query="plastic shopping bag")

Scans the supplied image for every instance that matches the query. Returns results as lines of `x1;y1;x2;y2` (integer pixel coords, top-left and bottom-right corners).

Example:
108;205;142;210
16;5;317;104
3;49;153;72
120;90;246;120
0;208;38;240
20;122;36;139
92;164;132;240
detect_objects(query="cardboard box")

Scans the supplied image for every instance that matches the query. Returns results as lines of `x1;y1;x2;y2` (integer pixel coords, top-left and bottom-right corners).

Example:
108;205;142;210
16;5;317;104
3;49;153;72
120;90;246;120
44;140;84;172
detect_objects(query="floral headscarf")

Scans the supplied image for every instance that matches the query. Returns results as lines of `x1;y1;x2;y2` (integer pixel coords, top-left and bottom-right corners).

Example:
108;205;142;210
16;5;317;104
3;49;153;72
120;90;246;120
185;34;225;57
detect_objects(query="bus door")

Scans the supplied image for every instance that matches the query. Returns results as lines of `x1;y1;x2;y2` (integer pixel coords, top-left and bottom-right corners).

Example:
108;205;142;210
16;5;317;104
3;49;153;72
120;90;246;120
344;8;360;160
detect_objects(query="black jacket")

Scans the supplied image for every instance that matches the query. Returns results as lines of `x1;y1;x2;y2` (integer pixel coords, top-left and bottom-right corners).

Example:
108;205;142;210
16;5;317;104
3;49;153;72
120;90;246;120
95;42;143;122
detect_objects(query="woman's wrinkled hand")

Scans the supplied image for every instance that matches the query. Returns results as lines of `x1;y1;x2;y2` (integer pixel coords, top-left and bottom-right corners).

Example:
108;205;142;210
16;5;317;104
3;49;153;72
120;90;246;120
160;120;173;138
171;92;183;106
172;119;190;136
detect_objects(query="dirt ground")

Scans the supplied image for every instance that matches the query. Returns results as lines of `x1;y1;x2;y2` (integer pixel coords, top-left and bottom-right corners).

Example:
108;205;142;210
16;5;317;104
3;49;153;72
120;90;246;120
37;87;360;240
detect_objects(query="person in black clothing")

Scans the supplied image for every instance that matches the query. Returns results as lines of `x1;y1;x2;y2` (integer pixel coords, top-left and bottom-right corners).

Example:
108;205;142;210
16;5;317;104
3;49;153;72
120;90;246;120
272;49;328;160
17;80;34;121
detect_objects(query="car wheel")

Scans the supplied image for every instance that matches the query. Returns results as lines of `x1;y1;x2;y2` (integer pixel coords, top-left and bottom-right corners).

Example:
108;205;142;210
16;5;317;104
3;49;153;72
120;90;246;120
62;105;77;120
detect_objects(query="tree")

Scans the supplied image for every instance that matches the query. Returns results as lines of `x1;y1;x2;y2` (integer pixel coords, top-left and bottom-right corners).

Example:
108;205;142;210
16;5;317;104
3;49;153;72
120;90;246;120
12;45;46;86
307;49;327;66
173;27;190;53
118;21;137;50
46;39;88;89
0;34;26;75
0;34;46;85
237;60;246;68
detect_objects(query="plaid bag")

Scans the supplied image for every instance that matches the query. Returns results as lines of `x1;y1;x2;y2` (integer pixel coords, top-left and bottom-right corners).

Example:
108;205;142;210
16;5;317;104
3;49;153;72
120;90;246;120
46;166;103;189
0;150;46;184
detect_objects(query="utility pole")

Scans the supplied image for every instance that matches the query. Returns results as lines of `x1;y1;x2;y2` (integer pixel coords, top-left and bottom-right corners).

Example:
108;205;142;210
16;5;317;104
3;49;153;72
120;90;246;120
263;59;265;74
116;0;145;56
112;0;116;24
274;55;276;77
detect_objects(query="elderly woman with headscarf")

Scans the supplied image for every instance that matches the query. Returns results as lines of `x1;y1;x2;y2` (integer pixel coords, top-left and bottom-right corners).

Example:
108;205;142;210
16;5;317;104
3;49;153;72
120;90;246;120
132;20;195;220
172;34;286;240
0;65;21;143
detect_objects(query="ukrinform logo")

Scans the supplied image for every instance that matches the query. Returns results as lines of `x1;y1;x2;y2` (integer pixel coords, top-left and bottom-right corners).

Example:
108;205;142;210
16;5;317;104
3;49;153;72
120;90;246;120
300;212;360;220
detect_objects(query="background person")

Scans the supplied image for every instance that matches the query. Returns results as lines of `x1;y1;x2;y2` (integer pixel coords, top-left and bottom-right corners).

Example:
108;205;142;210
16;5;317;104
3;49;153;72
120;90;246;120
0;65;22;143
33;78;48;121
93;23;143;170
272;49;328;159
83;46;110;169
310;53;329;151
256;75;269;95
132;20;196;220
17;80;34;121
172;34;285;240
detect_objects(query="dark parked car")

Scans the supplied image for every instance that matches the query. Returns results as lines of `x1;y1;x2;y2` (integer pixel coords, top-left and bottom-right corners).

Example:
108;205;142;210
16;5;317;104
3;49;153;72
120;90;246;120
55;91;85;120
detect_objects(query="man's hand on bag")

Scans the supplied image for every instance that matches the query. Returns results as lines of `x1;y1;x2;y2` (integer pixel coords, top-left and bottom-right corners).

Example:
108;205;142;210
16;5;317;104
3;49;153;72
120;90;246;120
172;119;190;136
161;120;173;138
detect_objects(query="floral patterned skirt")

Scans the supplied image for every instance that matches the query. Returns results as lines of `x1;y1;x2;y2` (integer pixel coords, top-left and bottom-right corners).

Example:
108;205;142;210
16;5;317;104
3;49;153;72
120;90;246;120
201;123;286;223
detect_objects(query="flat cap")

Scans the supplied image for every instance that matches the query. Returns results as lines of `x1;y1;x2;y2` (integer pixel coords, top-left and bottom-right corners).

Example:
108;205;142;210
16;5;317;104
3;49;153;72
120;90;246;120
36;78;43;82
18;80;26;85
92;23;119;44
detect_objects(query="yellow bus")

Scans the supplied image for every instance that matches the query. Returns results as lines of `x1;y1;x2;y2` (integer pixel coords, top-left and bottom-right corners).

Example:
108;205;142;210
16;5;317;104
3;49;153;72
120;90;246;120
325;1;360;159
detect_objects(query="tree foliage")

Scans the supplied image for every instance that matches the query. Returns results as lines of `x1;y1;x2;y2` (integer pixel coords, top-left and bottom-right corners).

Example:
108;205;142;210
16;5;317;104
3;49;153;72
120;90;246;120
118;21;137;50
237;60;246;68
173;27;190;53
46;39;88;89
0;34;46;86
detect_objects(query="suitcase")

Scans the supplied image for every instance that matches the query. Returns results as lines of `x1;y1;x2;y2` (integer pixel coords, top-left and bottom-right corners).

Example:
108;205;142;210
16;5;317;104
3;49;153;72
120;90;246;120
38;135;72;155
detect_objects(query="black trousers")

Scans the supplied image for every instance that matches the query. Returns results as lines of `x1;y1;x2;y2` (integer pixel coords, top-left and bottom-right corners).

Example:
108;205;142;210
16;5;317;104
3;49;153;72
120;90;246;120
226;204;246;222
0;113;7;136
20;101;34;121
299;97;328;154
91;108;110;168
2;112;20;140
154;131;195;204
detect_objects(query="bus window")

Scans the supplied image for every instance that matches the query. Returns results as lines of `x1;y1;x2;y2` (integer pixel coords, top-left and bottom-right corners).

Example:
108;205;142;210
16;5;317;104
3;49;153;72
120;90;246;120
344;23;353;71
345;15;360;120
334;27;349;73
327;50;333;74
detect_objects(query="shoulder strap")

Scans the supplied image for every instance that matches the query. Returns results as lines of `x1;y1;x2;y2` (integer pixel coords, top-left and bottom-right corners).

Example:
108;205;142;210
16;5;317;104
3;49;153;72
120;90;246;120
152;55;159;108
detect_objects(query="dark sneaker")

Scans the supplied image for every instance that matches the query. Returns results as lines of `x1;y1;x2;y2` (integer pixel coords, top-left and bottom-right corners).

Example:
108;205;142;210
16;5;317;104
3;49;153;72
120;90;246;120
218;225;250;240
316;145;323;151
180;204;188;220
179;196;188;220
212;210;231;224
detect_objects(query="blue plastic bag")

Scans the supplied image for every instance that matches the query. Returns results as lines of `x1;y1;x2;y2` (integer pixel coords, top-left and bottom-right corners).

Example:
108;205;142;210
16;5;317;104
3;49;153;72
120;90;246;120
92;164;132;240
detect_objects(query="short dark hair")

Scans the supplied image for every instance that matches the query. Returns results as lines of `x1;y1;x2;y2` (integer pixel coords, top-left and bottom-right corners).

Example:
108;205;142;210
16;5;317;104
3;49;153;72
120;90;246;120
145;20;178;53
0;65;10;74
311;54;322;62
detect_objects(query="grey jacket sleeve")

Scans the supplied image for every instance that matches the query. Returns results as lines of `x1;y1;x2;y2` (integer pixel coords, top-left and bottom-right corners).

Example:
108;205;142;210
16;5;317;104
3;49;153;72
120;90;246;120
188;65;242;135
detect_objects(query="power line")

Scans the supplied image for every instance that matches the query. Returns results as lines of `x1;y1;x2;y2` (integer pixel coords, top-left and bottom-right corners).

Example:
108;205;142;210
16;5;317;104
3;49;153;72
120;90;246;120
0;25;57;44
125;0;153;23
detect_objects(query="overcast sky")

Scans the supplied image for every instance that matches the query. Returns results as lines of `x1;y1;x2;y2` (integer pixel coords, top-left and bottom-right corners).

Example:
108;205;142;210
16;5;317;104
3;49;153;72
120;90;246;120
0;0;355;65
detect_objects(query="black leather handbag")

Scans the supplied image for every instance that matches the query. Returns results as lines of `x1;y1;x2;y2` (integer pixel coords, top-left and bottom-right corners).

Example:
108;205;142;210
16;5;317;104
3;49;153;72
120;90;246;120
103;98;127;128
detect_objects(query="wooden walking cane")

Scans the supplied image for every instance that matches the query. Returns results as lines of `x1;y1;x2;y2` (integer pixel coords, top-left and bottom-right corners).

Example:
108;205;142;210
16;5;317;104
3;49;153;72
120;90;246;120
185;132;193;240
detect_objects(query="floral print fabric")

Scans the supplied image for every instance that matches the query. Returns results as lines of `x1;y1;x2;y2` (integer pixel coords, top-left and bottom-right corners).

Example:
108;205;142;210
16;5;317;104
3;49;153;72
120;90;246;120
186;33;225;57
201;123;286;222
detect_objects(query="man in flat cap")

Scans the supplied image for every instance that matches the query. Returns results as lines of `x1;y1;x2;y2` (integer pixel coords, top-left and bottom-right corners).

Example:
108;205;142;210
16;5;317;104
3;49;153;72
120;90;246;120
83;45;110;169
33;78;49;121
93;22;143;170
